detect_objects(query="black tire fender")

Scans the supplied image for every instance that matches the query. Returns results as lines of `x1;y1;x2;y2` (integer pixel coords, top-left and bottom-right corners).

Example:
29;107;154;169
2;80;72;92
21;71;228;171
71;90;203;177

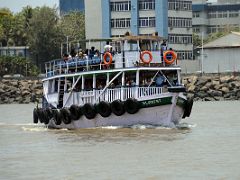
124;98;140;114
60;108;72;124
82;103;97;119
69;105;82;120
33;108;38;124
111;100;125;116
97;101;112;117
53;110;62;125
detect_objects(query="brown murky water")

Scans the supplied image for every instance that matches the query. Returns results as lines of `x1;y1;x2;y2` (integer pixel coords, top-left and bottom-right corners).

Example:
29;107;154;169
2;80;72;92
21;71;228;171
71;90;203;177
0;101;240;179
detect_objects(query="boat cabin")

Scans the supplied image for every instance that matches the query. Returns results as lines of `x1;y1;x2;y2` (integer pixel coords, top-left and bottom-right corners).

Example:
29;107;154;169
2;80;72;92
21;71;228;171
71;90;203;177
42;36;182;108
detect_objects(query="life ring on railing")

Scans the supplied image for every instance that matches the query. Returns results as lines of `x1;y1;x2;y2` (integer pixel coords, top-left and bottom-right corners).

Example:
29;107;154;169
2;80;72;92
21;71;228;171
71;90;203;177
60;108;72;124
163;50;177;65
124;98;140;114
103;52;113;66
53;110;62;125
111;100;125;116
69;105;82;120
97;101;112;117
140;51;153;64
82;103;97;119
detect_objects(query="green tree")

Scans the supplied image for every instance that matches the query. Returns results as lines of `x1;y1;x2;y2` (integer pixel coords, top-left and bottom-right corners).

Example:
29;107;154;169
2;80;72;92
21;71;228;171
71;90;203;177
27;6;63;70
0;8;14;46
59;11;85;51
192;33;201;47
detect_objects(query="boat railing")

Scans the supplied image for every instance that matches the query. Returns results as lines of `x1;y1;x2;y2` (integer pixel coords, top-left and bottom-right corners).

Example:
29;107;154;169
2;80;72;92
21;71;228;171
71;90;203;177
63;86;164;107
44;51;178;78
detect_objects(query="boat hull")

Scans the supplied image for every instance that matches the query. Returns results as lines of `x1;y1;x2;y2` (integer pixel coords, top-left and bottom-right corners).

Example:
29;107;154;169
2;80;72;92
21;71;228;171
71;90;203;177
47;99;185;129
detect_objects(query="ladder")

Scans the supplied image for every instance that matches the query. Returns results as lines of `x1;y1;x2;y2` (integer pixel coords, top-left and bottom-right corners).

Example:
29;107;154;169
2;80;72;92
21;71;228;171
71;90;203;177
57;78;65;108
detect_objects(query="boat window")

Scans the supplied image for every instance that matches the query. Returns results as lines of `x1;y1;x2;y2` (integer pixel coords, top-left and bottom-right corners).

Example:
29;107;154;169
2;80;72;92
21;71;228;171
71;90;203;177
74;77;82;92
48;80;55;93
66;77;73;92
125;71;136;87
109;72;122;88
139;70;157;87
96;74;107;89
165;70;178;86
139;40;151;51
130;42;138;51
84;77;93;90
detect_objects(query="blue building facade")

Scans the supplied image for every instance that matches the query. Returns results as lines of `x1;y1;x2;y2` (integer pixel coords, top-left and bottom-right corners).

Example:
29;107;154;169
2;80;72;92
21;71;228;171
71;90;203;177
101;0;168;39
59;0;85;14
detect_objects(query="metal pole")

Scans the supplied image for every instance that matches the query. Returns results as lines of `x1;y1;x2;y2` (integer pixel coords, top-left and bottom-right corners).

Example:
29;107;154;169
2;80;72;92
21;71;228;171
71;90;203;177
201;31;204;75
67;36;69;54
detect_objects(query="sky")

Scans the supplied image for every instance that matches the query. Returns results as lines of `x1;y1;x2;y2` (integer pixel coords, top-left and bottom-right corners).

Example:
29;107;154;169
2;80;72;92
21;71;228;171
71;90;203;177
0;0;217;13
0;0;59;13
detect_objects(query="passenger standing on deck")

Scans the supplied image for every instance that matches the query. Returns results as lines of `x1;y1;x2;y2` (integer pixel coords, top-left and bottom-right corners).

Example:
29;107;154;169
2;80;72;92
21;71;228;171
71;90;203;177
104;41;112;53
161;40;167;64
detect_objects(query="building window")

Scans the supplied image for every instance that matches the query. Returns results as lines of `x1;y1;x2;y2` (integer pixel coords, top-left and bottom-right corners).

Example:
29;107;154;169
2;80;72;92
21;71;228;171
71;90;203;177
110;1;131;11
139;0;155;10
168;0;192;11
193;12;200;18
139;17;155;27
111;18;131;28
229;11;239;18
168;17;192;28
175;51;193;60
217;11;228;18
193;27;201;33
168;34;192;44
208;11;217;18
208;26;217;33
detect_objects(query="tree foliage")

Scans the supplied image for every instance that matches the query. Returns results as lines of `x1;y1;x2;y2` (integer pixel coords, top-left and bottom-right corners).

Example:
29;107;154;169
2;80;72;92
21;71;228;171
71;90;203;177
0;56;39;76
192;33;201;47
27;6;63;69
0;6;86;73
59;11;85;42
59;11;85;53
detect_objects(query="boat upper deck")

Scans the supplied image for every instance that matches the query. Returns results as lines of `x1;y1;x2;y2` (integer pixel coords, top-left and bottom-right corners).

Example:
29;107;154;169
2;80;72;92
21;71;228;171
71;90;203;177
44;35;179;79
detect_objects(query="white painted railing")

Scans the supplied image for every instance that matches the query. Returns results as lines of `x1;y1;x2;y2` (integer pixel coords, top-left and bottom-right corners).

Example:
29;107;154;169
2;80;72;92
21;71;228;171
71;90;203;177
138;87;163;98
63;86;164;107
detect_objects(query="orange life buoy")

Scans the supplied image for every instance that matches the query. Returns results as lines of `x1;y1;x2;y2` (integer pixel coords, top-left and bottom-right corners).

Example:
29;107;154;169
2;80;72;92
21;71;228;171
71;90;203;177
163;50;177;65
140;51;153;64
103;52;113;65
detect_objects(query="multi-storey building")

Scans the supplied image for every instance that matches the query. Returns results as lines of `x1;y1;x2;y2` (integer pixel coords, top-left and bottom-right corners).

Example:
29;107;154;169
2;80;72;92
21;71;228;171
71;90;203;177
85;0;193;60
193;0;240;38
59;0;84;15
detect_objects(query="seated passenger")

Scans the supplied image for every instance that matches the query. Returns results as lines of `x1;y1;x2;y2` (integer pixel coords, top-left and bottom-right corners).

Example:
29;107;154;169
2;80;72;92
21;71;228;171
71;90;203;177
89;46;95;59
63;53;69;62
155;74;165;87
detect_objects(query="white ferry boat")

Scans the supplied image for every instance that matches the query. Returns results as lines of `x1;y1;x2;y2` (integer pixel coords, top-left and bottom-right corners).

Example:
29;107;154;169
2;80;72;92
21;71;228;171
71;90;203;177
33;35;193;129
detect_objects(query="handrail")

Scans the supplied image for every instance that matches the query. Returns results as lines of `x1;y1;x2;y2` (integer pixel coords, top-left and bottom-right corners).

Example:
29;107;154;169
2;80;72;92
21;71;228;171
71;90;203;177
44;51;178;78
63;86;164;106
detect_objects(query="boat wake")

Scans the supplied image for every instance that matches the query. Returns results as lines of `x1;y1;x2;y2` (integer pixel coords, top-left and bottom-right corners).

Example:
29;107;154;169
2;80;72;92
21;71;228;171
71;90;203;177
22;126;48;132
100;123;196;130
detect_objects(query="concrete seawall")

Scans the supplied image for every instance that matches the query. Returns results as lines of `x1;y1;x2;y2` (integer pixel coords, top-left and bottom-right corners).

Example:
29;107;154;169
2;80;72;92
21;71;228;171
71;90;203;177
0;74;240;104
